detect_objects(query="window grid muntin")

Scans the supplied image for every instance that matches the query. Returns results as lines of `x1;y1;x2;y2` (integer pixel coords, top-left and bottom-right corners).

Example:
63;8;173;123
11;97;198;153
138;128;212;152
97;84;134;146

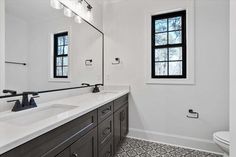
152;10;186;79
54;32;69;78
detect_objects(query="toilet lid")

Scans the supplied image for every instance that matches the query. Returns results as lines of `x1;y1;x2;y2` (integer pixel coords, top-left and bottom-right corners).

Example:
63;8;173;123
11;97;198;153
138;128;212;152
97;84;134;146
214;131;230;145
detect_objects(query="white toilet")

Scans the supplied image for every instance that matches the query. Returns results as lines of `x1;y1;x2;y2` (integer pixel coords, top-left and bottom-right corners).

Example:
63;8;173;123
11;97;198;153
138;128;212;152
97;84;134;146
213;131;230;157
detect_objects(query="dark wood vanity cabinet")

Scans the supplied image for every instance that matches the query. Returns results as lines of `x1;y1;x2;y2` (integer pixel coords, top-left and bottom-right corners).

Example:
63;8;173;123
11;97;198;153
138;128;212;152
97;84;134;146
1;94;129;157
114;103;129;153
55;128;97;157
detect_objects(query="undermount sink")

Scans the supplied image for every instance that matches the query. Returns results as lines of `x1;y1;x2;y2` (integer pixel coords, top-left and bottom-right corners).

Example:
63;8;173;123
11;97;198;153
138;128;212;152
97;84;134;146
0;104;77;126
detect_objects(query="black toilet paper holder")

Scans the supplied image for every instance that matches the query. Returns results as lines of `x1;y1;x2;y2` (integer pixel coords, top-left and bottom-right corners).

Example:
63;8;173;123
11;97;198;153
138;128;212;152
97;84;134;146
187;109;199;119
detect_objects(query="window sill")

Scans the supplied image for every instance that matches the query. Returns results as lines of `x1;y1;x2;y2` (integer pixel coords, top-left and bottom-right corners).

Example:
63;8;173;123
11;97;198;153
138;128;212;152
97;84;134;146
146;77;195;85
48;78;71;83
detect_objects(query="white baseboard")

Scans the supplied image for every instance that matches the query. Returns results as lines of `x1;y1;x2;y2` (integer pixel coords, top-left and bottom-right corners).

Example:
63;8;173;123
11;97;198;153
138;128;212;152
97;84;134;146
128;128;223;155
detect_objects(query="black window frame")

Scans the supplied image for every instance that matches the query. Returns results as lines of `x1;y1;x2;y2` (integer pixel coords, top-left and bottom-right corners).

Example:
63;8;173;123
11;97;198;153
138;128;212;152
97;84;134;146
151;10;187;79
53;32;69;78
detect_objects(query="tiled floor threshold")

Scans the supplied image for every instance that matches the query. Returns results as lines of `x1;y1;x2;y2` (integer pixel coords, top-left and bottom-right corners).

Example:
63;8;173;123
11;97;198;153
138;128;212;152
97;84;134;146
114;138;222;157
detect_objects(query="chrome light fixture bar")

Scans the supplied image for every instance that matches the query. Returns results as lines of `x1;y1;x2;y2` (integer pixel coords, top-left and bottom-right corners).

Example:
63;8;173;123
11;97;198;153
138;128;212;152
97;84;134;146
50;0;93;22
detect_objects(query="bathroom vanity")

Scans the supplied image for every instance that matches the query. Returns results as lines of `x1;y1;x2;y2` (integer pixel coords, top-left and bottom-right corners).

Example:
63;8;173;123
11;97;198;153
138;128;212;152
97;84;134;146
0;90;129;157
0;0;128;156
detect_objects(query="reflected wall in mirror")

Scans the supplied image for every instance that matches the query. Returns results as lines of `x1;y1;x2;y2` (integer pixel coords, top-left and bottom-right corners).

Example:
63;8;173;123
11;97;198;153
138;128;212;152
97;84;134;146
2;0;103;96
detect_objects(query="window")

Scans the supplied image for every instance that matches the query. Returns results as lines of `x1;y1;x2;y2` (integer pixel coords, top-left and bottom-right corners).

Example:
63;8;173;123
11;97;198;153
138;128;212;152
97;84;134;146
54;32;69;78
151;10;186;79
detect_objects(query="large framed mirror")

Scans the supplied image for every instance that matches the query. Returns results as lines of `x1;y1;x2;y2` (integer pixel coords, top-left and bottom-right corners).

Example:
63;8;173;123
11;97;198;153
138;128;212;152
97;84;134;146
0;0;104;98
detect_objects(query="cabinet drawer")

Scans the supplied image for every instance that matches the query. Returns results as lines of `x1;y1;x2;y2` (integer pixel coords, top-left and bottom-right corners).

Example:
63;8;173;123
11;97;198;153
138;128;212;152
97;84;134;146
98;115;113;150
114;94;128;112
70;127;97;157
98;102;113;123
99;138;113;157
1;110;98;157
55;148;70;157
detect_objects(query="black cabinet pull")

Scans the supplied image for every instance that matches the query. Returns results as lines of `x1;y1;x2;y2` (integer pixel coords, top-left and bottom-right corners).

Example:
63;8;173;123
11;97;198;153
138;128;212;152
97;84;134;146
120;111;125;121
103;127;111;136
72;152;78;157
102;108;111;114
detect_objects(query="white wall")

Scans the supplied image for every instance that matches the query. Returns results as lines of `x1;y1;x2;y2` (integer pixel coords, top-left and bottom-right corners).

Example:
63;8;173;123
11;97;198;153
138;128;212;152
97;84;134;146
27;16;102;91
5;13;29;92
103;0;229;153
0;0;5;92
230;0;236;156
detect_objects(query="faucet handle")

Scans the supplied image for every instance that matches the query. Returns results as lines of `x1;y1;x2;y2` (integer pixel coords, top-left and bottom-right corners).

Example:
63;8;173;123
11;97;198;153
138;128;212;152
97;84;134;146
94;84;103;87
7;99;20;103
92;84;103;93
81;83;90;86
3;89;17;95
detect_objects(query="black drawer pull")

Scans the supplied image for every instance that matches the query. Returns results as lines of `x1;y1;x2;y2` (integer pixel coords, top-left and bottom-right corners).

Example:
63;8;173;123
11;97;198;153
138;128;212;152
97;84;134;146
102;108;111;114
72;152;78;157
120;111;125;121
103;127;111;136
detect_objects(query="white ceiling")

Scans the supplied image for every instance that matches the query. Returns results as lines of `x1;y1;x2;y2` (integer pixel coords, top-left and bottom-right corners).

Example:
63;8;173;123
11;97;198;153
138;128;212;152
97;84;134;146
6;0;63;22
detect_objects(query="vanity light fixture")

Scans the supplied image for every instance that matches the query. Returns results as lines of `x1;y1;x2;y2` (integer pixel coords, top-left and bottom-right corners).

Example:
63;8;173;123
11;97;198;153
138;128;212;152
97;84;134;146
64;7;74;17
50;0;93;23
87;4;92;20
74;15;82;23
78;0;83;10
50;0;63;9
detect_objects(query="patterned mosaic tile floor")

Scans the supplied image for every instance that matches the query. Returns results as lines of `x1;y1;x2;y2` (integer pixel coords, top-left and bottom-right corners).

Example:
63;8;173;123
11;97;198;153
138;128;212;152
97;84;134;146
114;138;222;157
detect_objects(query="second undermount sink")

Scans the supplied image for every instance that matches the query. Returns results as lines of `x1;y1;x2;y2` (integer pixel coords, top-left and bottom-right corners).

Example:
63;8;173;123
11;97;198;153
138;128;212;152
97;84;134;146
0;104;77;126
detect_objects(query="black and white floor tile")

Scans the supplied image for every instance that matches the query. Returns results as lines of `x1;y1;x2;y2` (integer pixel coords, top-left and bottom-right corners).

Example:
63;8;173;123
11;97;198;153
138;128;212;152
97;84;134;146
114;138;222;157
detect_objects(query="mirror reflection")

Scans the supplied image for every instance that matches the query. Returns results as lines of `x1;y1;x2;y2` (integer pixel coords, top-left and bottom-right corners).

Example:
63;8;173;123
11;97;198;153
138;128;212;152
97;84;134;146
3;0;103;96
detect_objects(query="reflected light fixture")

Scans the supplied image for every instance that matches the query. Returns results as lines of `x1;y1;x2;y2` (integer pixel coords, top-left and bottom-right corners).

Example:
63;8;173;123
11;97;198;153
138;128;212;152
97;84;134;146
87;5;92;20
74;15;82;24
50;0;63;9
64;7;74;17
78;0;83;10
50;0;93;22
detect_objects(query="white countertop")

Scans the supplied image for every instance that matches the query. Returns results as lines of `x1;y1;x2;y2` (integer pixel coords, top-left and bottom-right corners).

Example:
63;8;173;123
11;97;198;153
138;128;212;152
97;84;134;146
0;88;129;155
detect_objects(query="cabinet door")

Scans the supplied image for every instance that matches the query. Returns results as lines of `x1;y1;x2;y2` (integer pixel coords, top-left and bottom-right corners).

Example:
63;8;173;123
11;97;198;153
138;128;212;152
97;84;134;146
120;103;128;140
70;127;97;157
55;148;70;157
113;109;121;153
99;138;113;157
113;103;129;153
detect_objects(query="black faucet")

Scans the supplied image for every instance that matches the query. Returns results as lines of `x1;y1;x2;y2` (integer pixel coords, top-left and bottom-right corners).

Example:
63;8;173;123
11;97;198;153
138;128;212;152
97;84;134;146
3;89;17;95
81;83;90;87
22;92;38;107
92;84;103;93
9;91;39;112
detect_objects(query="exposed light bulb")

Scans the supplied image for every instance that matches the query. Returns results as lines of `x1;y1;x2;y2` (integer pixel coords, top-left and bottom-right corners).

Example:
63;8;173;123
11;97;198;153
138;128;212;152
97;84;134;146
87;11;92;21
78;0;83;10
64;7;74;17
87;5;92;21
74;15;82;24
50;0;63;9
